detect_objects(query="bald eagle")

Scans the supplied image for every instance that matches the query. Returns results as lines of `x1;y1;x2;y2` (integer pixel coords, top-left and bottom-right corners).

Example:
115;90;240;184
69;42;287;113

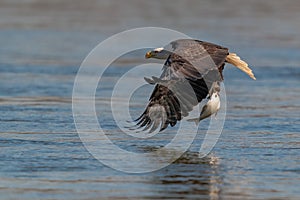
133;39;255;132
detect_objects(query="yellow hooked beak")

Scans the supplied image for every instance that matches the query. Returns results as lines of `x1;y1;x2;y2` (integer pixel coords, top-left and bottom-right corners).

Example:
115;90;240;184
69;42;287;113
145;51;152;59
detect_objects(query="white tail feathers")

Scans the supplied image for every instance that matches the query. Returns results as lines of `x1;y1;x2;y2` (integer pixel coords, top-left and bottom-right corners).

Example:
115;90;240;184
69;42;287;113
226;53;256;80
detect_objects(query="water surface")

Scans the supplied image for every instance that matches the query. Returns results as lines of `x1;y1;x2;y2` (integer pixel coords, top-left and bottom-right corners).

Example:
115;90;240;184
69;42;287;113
0;0;300;199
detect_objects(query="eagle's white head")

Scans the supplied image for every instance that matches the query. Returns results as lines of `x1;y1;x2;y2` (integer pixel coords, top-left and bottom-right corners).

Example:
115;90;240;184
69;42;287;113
145;47;170;59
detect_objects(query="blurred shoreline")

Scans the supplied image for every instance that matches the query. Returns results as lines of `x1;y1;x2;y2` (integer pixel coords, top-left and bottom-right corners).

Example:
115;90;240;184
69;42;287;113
0;0;299;67
0;1;299;200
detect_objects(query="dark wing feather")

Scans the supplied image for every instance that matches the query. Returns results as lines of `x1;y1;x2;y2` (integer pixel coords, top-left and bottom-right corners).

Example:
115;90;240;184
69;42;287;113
165;39;228;79
134;39;229;132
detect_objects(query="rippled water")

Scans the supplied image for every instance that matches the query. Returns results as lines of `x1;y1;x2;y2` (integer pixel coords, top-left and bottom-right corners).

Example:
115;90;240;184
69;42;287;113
1;64;299;199
1;0;300;199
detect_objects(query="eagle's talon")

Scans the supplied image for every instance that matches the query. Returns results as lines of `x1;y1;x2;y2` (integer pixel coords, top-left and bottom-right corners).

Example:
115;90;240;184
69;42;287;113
144;77;156;84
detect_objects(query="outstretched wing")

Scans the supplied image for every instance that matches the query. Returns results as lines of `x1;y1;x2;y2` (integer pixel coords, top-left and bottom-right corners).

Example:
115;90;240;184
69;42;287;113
134;40;228;132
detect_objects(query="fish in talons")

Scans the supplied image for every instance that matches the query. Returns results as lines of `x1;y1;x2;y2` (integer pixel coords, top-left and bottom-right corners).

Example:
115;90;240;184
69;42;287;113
187;91;221;126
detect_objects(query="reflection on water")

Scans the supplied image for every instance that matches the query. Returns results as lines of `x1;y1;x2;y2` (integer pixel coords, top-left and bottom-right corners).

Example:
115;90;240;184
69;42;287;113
153;152;222;200
0;0;300;199
0;64;299;199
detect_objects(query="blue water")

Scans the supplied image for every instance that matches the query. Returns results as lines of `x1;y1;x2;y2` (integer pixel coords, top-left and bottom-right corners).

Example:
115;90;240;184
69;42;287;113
0;0;300;199
0;63;299;199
